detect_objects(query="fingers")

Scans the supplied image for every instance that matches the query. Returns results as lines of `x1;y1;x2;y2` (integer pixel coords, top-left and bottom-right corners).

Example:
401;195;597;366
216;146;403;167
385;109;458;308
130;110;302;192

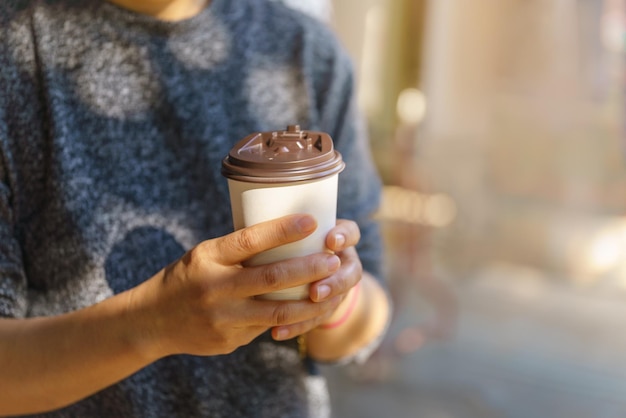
270;306;337;341
243;296;342;331
309;246;362;303
211;214;317;265
230;253;341;297
326;219;360;253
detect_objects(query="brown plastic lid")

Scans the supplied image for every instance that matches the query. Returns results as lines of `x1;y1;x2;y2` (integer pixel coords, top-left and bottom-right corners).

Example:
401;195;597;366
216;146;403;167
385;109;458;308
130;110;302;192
222;125;345;183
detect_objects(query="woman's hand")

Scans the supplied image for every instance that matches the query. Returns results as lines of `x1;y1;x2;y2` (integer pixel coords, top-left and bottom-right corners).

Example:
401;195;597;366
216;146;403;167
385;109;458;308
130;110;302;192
129;214;343;359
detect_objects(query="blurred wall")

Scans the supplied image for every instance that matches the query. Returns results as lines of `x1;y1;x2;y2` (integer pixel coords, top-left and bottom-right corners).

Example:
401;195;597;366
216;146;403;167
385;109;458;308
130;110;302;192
419;0;626;286
332;0;428;183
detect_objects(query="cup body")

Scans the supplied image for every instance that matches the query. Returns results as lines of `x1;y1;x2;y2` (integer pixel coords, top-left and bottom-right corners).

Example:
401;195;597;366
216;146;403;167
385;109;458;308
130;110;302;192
222;125;344;300
227;174;338;300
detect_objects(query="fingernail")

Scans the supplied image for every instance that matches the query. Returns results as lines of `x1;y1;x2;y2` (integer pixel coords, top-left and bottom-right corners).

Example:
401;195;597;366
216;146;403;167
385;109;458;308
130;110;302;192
334;234;346;249
297;216;317;233
316;285;331;301
327;255;340;271
274;328;289;341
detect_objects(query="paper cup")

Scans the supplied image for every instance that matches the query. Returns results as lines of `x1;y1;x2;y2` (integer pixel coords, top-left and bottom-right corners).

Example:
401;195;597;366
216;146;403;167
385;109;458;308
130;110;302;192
222;125;344;300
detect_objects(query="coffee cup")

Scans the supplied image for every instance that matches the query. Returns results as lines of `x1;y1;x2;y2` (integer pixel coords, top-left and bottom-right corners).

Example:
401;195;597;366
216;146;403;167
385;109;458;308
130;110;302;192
222;125;345;300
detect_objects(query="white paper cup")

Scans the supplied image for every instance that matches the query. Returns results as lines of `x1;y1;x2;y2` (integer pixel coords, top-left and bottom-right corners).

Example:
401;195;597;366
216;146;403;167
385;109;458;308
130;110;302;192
222;125;344;300
227;174;338;300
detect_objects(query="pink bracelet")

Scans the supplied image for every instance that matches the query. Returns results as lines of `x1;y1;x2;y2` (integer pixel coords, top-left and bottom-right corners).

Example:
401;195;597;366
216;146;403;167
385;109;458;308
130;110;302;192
319;282;361;330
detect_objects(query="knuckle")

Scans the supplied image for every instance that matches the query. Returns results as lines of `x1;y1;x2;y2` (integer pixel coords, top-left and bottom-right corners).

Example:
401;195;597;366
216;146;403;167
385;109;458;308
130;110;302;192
276;220;292;241
271;304;292;326
235;228;258;253
261;264;284;290
181;245;204;272
311;256;328;277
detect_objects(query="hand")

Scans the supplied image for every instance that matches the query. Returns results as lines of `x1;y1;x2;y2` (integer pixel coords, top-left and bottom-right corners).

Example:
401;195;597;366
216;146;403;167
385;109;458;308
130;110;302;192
128;214;343;359
270;219;363;340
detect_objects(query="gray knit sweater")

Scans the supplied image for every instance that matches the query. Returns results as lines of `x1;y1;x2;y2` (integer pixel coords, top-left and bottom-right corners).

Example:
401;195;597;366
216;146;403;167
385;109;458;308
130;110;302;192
0;0;383;416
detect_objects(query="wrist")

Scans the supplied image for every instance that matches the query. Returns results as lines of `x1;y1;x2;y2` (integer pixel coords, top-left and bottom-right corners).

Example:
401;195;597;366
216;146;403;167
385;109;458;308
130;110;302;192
121;277;169;362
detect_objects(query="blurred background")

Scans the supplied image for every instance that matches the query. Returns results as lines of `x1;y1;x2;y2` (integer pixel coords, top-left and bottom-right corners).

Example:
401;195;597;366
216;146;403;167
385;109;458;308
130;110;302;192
291;0;626;417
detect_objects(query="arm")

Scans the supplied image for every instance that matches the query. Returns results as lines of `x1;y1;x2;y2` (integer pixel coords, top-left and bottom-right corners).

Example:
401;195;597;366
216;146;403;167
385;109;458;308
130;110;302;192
0;214;342;415
0;291;159;414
